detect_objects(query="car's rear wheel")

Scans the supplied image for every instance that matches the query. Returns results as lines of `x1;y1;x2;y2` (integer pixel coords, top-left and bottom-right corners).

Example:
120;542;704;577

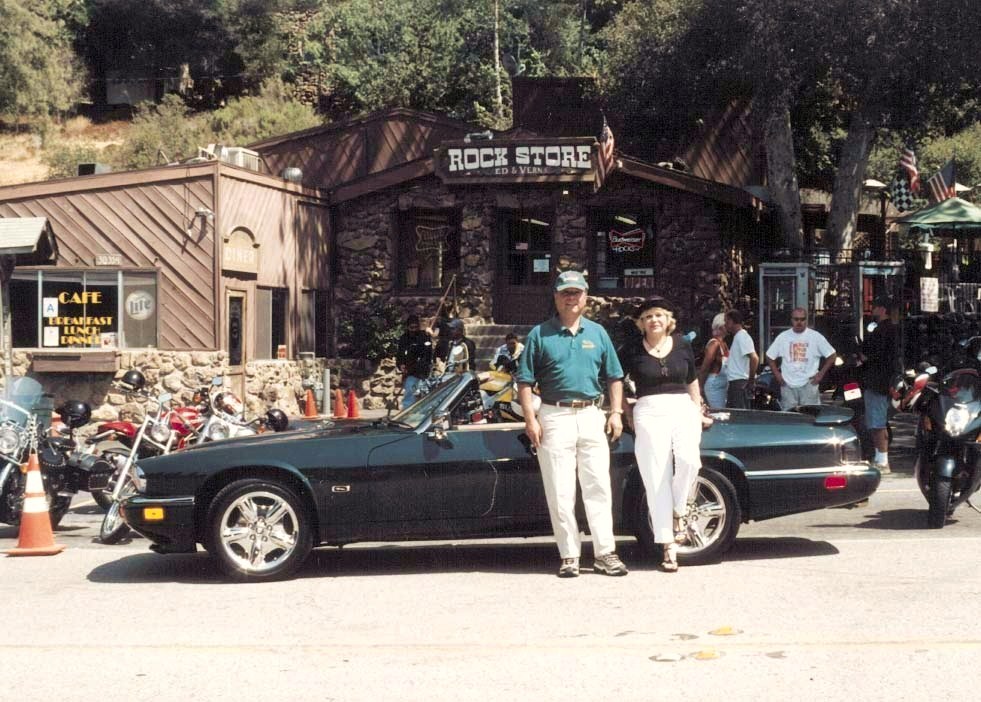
206;479;312;582
634;466;741;565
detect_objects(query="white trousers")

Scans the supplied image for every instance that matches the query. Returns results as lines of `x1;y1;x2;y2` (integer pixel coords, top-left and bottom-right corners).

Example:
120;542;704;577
633;394;702;544
536;404;616;559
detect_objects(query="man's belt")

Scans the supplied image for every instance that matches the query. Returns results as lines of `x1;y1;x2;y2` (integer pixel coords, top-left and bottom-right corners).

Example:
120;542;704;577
545;398;602;408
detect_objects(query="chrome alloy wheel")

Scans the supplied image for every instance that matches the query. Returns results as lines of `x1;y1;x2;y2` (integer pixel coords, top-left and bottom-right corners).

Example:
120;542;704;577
218;490;300;573
676;475;727;555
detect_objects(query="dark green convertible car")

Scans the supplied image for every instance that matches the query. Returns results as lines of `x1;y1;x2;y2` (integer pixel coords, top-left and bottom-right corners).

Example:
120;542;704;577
121;372;880;581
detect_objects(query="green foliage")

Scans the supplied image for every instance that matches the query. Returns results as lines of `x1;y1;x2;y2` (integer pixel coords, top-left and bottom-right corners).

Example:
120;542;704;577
110;95;207;170
208;80;321;144
0;0;86;122
337;298;406;362
42;141;105;179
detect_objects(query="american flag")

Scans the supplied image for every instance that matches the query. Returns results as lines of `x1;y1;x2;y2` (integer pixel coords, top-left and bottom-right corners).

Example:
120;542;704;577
899;147;919;193
598;116;615;174
926;160;956;203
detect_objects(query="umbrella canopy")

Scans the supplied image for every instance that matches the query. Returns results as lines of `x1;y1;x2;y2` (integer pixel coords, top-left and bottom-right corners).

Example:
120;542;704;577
895;197;981;232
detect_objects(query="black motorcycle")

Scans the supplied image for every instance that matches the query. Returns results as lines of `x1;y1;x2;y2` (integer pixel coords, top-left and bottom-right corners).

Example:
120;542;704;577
0;377;112;528
903;363;981;528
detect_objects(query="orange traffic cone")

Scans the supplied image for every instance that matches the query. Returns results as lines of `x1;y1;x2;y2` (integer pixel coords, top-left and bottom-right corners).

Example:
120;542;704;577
333;389;347;418
304;388;318;418
6;452;65;557
347;389;360;418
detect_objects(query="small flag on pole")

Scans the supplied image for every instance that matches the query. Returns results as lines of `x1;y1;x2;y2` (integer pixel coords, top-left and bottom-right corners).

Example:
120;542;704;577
595;115;616;188
926;160;956;203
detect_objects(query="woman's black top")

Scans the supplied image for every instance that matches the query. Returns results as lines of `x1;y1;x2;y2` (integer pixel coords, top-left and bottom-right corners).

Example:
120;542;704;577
620;334;696;397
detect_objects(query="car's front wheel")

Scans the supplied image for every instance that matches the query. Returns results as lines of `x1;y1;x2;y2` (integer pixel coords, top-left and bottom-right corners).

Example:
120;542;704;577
206;479;312;582
634;466;741;565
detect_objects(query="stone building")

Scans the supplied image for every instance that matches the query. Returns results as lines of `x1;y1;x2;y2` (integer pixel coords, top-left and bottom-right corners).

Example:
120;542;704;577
0;79;772;414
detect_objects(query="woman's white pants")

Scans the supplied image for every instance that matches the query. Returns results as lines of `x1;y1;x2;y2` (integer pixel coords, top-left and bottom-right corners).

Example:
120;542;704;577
632;394;702;544
536;404;616;559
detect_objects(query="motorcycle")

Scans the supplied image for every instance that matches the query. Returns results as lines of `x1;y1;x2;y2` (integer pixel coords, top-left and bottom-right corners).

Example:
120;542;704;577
476;369;541;422
750;367;781;411
90;370;208;509
0;378;112;528
98;377;290;544
903;350;981;528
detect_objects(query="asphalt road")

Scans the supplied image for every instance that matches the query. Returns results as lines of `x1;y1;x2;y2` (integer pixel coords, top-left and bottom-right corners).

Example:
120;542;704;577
2;413;980;701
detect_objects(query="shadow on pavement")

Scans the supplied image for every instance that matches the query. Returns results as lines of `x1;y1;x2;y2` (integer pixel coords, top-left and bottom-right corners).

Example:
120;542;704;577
87;552;224;584
852;508;930;531
722;537;839;561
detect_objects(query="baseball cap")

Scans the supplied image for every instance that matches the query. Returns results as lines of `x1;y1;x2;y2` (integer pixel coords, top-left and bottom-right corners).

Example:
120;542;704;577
872;295;898;311
554;270;588;292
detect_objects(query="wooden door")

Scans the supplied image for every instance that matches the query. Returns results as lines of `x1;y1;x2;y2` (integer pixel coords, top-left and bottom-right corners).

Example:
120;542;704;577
494;208;555;324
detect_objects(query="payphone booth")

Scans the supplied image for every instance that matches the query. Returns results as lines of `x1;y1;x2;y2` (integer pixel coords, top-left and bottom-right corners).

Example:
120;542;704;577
758;262;815;353
759;260;905;360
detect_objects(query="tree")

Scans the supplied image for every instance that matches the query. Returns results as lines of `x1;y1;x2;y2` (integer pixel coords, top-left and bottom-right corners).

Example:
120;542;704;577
0;0;86;125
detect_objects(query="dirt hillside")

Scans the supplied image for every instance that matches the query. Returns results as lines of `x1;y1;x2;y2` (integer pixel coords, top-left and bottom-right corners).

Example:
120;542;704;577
0;118;128;187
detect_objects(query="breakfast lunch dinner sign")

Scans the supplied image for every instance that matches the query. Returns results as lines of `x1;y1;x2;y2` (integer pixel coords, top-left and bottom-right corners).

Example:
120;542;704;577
434;138;605;186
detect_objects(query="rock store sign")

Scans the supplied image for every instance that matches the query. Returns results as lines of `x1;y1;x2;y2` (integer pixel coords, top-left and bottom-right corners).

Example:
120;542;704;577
434;138;600;184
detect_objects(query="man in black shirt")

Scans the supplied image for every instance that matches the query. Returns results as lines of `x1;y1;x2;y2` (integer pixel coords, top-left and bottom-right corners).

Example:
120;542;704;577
860;296;902;473
395;314;434;409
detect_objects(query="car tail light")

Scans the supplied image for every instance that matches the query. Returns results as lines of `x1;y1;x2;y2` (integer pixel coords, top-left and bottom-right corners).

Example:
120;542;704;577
824;474;848;490
843;382;862;401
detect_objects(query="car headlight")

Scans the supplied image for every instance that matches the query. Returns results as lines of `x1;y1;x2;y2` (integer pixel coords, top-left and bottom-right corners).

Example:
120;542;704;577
205;421;229;441
148;422;172;444
944;404;976;437
0;426;22;455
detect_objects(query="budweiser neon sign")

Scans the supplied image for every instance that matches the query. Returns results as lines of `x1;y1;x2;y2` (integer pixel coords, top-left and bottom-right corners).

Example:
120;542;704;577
608;228;645;253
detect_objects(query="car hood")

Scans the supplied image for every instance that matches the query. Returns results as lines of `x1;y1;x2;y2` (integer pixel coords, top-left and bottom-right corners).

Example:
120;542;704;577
707;405;855;427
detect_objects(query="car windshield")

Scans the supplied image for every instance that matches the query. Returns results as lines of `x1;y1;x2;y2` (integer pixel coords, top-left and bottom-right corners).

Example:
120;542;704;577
390;377;462;428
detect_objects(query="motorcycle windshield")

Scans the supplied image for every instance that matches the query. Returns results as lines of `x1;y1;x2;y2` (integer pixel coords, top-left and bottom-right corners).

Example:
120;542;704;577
0;376;45;427
942;368;981;405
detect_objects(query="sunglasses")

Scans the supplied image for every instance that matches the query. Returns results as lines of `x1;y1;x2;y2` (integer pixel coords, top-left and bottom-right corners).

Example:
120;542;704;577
791;317;807;321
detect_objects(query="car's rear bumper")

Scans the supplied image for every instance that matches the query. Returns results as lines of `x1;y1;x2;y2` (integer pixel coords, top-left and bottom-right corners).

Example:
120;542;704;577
120;495;197;553
747;462;881;520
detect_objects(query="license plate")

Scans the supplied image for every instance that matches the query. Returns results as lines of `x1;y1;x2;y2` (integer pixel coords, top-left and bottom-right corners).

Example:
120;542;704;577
843;382;862;401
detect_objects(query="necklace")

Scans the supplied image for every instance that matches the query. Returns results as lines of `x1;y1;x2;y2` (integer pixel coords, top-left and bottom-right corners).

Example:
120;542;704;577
645;336;671;377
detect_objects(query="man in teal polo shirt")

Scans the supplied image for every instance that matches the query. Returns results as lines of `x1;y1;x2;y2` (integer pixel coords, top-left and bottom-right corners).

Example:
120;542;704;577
516;270;627;578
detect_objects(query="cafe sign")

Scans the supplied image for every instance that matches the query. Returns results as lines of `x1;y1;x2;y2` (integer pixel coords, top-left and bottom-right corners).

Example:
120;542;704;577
434;138;600;184
222;228;260;274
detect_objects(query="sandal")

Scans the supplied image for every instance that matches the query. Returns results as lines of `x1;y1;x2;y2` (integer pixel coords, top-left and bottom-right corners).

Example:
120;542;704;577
662;543;679;572
673;514;687;544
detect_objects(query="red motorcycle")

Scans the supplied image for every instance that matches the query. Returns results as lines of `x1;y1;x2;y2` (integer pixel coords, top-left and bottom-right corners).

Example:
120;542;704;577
90;370;207;509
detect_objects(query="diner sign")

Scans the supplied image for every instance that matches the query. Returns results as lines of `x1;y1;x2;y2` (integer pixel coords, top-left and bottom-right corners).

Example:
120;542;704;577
434;138;600;184
222;229;260;274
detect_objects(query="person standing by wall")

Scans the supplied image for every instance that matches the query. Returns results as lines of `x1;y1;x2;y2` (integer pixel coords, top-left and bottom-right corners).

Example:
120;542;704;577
395;314;434;409
698;312;729;408
724;310;758;409
860;296;901;473
618;298;704;572
516;270;627;578
435;318;475;373
765;307;837;410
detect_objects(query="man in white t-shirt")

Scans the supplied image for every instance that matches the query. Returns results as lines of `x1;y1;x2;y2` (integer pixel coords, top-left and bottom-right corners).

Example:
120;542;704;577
724;310;758;409
765;307;837;410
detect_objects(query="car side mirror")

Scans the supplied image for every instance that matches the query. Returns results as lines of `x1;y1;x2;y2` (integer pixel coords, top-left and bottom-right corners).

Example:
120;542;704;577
427;410;451;442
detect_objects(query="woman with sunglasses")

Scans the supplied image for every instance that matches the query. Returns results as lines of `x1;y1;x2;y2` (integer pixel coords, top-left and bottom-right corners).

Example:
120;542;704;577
618;298;706;572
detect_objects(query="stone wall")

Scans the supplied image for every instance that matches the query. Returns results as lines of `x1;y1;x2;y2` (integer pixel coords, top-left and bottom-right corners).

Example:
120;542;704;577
334;174;755;347
0;350;349;422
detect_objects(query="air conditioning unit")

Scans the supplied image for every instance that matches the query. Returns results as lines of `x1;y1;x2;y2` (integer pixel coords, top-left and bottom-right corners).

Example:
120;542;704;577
221;147;261;171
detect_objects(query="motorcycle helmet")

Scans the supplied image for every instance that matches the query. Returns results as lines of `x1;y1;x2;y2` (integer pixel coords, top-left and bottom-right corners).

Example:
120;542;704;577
264;408;289;432
55;399;91;429
888;375;908;412
118;369;146;393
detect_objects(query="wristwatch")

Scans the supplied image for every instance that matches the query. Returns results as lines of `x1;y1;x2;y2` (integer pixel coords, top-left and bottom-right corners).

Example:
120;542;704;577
608;409;624;415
